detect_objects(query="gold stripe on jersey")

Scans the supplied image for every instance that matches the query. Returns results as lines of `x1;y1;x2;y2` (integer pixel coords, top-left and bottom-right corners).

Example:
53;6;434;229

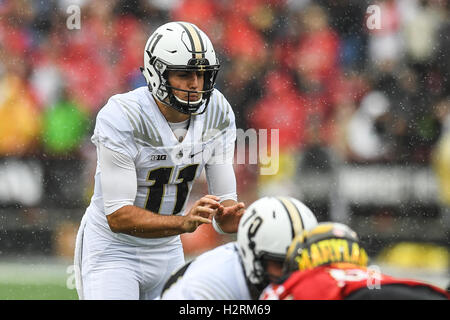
202;94;230;141
119;102;163;147
140;109;163;145
216;95;230;132
211;100;222;130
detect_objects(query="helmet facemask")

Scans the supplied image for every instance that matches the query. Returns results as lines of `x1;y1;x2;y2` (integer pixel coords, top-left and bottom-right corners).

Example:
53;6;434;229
163;60;220;115
260;254;286;285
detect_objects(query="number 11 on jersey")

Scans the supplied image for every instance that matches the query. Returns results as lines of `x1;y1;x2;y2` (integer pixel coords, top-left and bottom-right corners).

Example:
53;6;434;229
144;164;199;215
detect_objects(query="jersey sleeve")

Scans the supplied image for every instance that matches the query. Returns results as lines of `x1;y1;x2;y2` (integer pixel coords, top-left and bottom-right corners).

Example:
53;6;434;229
204;92;238;201
99;143;137;215
205;163;237;202
91;97;139;159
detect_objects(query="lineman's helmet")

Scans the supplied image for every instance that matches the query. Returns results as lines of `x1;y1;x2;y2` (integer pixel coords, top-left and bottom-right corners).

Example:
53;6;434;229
236;196;318;291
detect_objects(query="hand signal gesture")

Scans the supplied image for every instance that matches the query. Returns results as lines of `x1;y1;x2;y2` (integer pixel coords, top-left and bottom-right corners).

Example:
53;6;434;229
182;195;221;233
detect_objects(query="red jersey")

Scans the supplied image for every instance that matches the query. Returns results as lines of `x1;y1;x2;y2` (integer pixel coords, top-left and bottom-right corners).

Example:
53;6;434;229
260;264;449;300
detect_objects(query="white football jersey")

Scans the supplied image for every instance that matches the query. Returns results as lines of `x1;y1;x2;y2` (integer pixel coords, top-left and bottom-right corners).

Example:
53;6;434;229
85;86;236;246
160;242;251;300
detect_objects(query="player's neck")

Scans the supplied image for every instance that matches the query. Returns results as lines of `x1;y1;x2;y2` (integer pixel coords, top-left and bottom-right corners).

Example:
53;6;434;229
154;98;190;123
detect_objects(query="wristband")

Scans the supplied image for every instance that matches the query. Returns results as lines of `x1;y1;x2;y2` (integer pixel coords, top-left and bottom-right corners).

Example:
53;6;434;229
212;216;227;234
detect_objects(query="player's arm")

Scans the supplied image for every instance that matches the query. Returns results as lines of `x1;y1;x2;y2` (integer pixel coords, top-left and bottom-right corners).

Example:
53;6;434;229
205;163;245;233
99;143;216;238
107;196;218;238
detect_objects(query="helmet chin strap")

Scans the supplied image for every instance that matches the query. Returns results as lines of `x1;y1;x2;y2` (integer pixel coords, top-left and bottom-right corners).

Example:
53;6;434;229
174;94;203;106
155;85;208;115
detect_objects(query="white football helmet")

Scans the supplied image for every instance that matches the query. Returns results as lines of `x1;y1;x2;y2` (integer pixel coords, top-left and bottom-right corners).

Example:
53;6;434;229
141;21;220;115
236;196;318;291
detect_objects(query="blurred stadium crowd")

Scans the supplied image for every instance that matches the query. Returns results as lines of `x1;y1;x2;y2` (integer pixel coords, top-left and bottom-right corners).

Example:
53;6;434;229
0;0;449;263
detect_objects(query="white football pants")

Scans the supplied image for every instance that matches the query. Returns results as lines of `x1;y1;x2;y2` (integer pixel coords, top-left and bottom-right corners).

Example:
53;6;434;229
74;216;185;300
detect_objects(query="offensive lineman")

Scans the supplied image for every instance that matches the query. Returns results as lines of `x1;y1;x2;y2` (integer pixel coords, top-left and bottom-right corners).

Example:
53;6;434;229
159;196;318;300
73;21;244;300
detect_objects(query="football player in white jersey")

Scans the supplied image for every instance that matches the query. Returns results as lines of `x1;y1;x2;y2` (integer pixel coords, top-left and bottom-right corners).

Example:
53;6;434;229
159;196;318;300
73;21;245;300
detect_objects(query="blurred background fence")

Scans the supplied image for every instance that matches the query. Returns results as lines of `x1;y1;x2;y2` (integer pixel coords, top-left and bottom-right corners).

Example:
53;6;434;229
0;0;449;298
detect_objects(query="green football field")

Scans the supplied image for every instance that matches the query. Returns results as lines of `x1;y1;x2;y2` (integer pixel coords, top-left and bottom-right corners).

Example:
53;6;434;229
0;258;447;300
0;283;77;300
0;260;78;300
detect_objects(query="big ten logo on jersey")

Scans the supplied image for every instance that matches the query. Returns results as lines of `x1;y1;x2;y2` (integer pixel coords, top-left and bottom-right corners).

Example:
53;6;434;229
151;154;167;161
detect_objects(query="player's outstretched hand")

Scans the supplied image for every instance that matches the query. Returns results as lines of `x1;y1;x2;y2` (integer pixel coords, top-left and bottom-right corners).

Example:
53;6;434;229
215;201;245;233
183;195;221;233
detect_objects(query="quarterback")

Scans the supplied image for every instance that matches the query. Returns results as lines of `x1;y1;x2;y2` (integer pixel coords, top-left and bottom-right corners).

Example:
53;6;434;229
74;21;244;300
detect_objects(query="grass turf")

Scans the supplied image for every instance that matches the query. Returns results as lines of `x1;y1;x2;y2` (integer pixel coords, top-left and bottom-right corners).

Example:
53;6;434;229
0;260;78;300
0;283;78;300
